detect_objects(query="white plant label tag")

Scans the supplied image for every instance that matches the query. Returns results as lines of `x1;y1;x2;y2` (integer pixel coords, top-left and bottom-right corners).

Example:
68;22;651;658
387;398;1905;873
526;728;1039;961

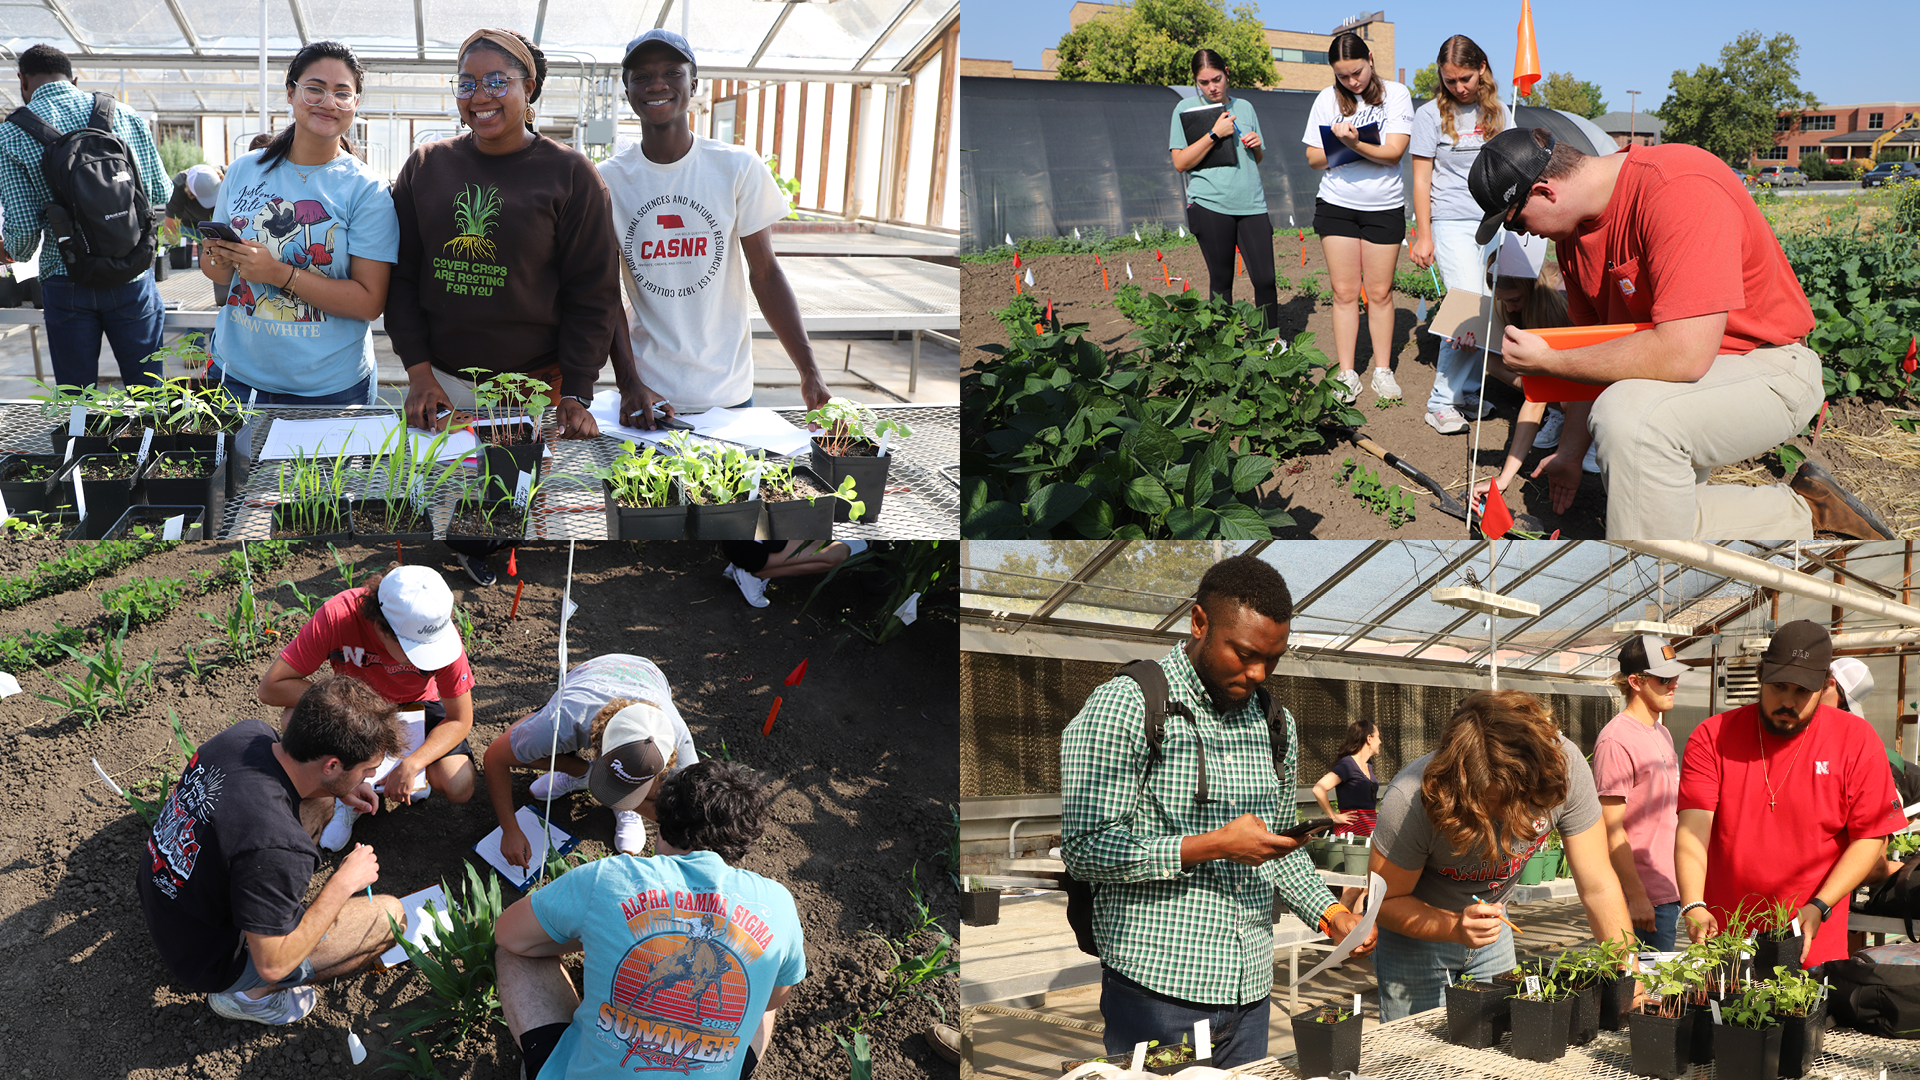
73;473;86;521
1710;1000;1723;1025
748;459;766;498
1194;1020;1211;1061
1791;918;1803;937
347;1032;367;1065
1129;1042;1149;1072
162;514;184;542
215;432;228;467
562;598;579;628
513;471;533;509
137;427;154;466
0;672;20;699
1354;992;1363;1016
67;404;85;437
0;487;9;523
894;591;920;626
1525;975;1541;997
876;431;892;458
1447;971;1455;986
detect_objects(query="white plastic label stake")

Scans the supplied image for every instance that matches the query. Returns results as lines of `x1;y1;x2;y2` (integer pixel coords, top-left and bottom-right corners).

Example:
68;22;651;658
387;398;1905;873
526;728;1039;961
1194;1020;1211;1061
215;431;228;467
1710;1000;1723;1026
67;404;85;437
1130;1041;1149;1072
0;487;9;524
1525;975;1541;997
0;672;21;699
72;473;86;521
1791;918;1803;937
513;470;533;508
162;515;184;542
136;427;154;466
562;598;579;628
895;591;920;626
1354;992;1363;1016
876;430;892;458
347;1032;367;1065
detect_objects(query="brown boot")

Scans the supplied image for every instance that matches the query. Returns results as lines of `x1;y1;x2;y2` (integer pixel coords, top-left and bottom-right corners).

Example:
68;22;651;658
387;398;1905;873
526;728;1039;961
925;1023;962;1066
1790;460;1895;539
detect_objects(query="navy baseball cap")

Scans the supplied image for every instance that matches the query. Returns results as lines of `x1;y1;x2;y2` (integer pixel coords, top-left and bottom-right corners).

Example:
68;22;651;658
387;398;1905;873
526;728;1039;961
623;29;696;70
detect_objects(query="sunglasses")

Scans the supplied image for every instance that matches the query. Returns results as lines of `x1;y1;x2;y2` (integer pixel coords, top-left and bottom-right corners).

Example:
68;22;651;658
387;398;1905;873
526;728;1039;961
1636;673;1680;688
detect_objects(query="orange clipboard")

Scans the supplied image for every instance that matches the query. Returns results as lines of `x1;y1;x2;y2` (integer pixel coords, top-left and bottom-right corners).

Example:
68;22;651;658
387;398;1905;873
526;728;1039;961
1520;323;1656;403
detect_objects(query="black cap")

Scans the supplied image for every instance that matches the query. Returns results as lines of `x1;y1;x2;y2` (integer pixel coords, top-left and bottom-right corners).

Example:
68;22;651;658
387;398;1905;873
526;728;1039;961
1758;620;1832;692
1470;127;1557;245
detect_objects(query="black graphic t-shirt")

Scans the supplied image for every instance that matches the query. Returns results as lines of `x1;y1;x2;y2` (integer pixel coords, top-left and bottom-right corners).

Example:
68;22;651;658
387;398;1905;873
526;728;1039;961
136;718;320;992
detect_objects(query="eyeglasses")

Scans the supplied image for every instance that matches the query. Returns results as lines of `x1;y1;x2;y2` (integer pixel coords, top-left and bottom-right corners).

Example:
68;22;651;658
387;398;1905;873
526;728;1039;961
452;74;531;100
295;84;359;108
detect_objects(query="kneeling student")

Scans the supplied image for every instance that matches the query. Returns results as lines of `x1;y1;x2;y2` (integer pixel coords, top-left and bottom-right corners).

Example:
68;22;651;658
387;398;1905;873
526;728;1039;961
137;678;407;1025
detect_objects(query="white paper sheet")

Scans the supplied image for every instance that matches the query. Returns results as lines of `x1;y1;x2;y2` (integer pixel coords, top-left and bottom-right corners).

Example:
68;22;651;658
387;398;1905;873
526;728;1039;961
257;416;477;462
682;407;812;457
378;884;453;968
585;397;731;453
370;712;430;796
1295;871;1387;985
473;805;579;891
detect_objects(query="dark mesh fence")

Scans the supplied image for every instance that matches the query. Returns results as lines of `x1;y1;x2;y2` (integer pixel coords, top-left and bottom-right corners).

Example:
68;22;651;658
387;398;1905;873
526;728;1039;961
962;650;1618;798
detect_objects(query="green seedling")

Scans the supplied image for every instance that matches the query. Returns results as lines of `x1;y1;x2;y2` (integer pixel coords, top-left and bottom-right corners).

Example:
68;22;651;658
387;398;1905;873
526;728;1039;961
273;441;354;537
1337;457;1418;528
101;575;187;628
36;617;155;727
383;862;505;1047
804;397;913;456
460;369;552;445
589;440;682;509
199;576;276;665
123;709;197;826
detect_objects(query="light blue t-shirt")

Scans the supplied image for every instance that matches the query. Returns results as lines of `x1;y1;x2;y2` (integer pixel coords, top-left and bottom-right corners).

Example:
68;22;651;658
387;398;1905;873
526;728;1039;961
209;149;399;397
1170;96;1268;218
531;850;807;1078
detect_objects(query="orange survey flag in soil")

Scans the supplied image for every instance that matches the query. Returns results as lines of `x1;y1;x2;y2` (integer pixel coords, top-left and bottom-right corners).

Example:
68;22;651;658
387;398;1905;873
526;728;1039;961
1479;484;1516;539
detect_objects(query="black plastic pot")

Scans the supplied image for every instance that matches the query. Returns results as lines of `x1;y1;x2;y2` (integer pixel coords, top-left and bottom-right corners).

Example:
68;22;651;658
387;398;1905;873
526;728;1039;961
763;467;837;540
0;453;67;514
958;888;1001;927
1291;1005;1362;1076
0;275;20;308
349;499;436;549
1714;1021;1782;1080
24;276;43;309
169;245;193;270
1597;974;1629;1032
1627;1009;1694;1080
1690;997;1722;1065
141;449;224;528
1445;981;1510;1050
478;425;543;502
1059;1047;1205;1076
152;254;169;281
1751;934;1799;983
1509;995;1573;1062
1567;979;1600;1046
603;479;688;540
810;438;889;523
60;452;142;541
104;504;204;542
689;496;762;540
446;496;526;545
271;496;354;544
1778;1001;1826;1078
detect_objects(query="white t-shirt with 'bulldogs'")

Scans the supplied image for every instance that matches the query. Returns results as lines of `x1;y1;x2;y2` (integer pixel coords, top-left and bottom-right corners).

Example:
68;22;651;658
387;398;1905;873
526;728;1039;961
1301;80;1416;213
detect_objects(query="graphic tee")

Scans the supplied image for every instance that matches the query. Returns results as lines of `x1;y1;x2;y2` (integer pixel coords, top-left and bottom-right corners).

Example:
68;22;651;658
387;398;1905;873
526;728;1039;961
1410;100;1504;222
1591;712;1681;905
599;138;791;413
1373;736;1601;912
508;653;700;771
1679;703;1905;967
209;149;399;397
1301;80;1416;212
1169;95;1268;218
136;718;319;992
530;850;807;1078
278;587;473;704
1560;143;1815;356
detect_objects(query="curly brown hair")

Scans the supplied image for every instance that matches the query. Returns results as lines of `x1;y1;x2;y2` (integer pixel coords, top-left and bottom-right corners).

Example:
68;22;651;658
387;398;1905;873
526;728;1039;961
1420;689;1568;867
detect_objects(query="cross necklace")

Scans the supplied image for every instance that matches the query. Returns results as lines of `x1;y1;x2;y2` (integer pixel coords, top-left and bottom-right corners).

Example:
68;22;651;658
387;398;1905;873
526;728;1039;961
1756;711;1810;811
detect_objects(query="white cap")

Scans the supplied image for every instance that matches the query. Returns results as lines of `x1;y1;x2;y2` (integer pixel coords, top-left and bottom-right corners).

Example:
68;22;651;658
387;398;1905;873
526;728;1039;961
376;566;463;672
1831;657;1874;712
185;164;221;209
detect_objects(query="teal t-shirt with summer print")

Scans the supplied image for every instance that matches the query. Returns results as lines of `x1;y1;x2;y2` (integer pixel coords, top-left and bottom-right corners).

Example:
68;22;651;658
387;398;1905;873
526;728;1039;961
1170;96;1268;218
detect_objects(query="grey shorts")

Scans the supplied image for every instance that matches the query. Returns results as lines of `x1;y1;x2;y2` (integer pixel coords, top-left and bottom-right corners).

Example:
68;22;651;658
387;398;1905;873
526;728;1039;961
218;945;315;995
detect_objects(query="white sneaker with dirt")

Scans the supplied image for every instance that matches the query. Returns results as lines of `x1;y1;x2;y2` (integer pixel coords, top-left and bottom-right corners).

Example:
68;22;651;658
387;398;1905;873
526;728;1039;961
319;800;362;852
614;810;648;854
1534;408;1565;449
208;985;317;1026
1330;368;1362;403
1370;367;1402;400
726;564;770;608
529;770;589;801
1424;406;1468;435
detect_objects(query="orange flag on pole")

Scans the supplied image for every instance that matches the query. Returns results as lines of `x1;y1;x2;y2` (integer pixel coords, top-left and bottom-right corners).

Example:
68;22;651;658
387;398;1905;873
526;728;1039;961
1479;485;1515;539
1513;0;1542;98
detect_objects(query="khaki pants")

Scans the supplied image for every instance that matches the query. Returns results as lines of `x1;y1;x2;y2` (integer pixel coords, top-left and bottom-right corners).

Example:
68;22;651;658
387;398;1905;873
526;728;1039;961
1589;341;1821;543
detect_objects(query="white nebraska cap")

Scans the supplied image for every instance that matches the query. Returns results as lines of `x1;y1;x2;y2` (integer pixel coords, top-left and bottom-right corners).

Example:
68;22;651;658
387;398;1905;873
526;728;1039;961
377;566;464;672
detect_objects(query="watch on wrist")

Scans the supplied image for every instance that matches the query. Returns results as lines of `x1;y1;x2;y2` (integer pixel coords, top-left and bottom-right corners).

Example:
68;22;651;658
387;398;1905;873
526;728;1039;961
560;394;590;407
1209;130;1223;143
1807;896;1832;923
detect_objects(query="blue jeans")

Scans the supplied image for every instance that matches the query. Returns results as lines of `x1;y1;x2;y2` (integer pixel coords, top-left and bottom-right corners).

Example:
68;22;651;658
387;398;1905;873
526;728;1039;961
1099;966;1271;1067
1374;920;1516;1021
207;361;376;407
1638;902;1681;952
1424;218;1497;413
38;271;165;388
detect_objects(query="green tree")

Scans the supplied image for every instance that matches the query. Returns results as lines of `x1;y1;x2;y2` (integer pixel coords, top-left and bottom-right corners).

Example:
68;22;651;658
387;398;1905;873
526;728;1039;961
1655;30;1818;165
1412;63;1438;101
1535;71;1607;119
1054;0;1279;88
157;137;203;180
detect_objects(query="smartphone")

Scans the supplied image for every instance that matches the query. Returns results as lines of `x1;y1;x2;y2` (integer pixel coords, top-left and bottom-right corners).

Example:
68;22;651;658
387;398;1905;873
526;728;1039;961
196;221;243;244
653;404;694;430
1279;817;1337;840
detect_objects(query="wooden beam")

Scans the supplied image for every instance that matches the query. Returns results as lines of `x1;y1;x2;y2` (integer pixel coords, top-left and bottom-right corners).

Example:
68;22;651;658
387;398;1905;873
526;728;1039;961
889;81;914;223
773;83;786;169
843;83;865;217
818;83;835;210
926;22;958;225
795;81;808;200
756;84;766;156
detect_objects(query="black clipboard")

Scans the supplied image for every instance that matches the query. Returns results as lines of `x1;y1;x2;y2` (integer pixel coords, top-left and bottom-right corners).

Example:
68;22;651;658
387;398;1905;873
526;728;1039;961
1179;104;1240;170
1319;122;1381;168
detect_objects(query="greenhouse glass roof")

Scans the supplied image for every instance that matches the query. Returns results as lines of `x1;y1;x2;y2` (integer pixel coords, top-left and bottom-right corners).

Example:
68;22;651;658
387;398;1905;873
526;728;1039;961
962;541;1920;678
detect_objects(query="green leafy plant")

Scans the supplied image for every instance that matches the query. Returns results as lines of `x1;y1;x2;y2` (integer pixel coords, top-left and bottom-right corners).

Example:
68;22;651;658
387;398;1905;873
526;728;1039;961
1723;981;1779;1029
122;709;197;826
590;440;682;509
101;576;187;628
805;397;914;456
199;575;276;665
763;153;802;217
273;442;354;537
1774;226;1919;401
832;1031;873;1080
961;221;1193;263
0;536;166;610
758;461;866;521
992;291;1044;338
1394;267;1448;301
802;541;953;644
1337;457;1418;528
1642;956;1705;1018
382;862;505;1067
35;617;156;727
0;621;88;670
459;370;552;446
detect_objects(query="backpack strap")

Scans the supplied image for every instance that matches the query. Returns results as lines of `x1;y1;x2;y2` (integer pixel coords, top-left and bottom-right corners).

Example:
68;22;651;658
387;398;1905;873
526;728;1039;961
1260;687;1289;774
1114;659;1208;804
4;105;61;148
86;92;115;134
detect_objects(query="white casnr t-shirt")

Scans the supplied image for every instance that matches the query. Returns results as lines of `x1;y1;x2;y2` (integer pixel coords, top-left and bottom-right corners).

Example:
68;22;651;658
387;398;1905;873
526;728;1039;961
599;137;791;413
1301;80;1416;213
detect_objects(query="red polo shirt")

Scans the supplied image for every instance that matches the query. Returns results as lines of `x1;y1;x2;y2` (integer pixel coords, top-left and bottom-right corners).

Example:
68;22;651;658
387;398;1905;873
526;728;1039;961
1678;702;1903;966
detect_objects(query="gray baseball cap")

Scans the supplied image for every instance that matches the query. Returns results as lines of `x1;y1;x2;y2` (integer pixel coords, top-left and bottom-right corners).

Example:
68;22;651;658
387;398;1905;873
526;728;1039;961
622;29;696;70
1618;634;1687;679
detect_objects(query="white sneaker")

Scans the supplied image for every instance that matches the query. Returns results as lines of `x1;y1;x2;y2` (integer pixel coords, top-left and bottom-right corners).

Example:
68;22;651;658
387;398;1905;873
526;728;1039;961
728;564;770;608
1330;368;1361;403
1424;406;1468;435
319;799;361;852
1533;408;1565;449
529;770;589;800
1370;367;1401;399
1583;441;1601;474
614;809;648;854
208;985;317;1026
1458;395;1496;420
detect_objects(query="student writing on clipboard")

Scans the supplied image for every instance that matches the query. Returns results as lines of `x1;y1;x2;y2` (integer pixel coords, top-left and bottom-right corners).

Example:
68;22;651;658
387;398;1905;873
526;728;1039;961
1169;49;1278;331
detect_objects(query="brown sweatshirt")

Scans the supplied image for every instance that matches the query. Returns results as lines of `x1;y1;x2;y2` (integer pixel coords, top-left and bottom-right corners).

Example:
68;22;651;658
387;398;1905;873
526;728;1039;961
386;133;621;400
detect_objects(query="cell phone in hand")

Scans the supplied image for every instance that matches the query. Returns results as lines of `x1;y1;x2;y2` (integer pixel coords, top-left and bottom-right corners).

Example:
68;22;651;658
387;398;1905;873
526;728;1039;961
1279;817;1338;840
196;221;243;244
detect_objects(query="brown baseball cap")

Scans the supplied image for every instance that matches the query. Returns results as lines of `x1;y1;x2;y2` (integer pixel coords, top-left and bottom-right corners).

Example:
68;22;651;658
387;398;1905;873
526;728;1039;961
1758;620;1832;692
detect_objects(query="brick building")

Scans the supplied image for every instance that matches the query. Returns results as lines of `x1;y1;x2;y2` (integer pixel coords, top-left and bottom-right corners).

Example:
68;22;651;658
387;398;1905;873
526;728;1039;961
1762;102;1919;163
1592;111;1663;148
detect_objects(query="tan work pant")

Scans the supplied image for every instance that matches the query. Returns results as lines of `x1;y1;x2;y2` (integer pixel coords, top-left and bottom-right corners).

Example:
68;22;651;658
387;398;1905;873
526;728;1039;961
1589;342;1821;543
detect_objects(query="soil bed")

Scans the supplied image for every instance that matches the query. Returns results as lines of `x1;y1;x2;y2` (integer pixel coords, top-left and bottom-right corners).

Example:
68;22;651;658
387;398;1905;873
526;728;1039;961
0;540;958;1079
964;244;1914;539
347;504;433;536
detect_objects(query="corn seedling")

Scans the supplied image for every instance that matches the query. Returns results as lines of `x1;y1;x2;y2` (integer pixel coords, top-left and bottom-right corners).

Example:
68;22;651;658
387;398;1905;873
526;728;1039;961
123;709;197;826
180;642;206;682
378;1036;446;1080
833;1031;873;1080
273;441;354;536
199;576;275;665
383;861;505;1045
444;184;502;260
36;617;155;727
804;397;912;456
329;544;361;590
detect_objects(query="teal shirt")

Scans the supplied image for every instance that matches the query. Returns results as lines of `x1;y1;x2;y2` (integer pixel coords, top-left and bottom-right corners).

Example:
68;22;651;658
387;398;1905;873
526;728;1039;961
1170;96;1267;218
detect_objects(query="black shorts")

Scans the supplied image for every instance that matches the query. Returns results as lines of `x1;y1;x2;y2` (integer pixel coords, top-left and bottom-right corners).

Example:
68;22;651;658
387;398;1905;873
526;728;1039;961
721;541;789;574
414;699;474;762
1313;198;1407;245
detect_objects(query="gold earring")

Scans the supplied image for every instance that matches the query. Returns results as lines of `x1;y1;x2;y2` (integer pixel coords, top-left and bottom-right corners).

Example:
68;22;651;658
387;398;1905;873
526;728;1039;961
524;105;536;126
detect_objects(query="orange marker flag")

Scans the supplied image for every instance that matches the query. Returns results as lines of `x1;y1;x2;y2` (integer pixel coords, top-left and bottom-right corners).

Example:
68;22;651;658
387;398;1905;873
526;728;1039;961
1903;335;1918;377
762;696;783;736
1155;248;1164;262
1479;484;1516;539
1513;0;1542;98
507;547;517;577
1102;265;1110;290
509;578;526;619
785;658;808;685
1045;299;1053;324
1236;250;1245;276
1012;251;1021;269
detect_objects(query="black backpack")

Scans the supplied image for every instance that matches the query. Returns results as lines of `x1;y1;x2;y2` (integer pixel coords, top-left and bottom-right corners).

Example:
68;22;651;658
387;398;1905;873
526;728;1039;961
1826;935;1920;1038
5;93;157;287
1063;658;1291;957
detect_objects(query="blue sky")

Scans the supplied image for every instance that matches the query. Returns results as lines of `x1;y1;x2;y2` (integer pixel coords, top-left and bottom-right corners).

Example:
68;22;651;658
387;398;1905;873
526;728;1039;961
961;1;1920;111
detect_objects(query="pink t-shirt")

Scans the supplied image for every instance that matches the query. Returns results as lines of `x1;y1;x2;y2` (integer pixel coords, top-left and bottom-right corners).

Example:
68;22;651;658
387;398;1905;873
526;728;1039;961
1591;711;1680;905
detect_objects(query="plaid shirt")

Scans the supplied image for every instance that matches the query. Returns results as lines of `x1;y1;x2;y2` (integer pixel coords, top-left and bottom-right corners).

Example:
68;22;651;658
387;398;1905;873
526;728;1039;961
1060;645;1336;1005
0;81;169;279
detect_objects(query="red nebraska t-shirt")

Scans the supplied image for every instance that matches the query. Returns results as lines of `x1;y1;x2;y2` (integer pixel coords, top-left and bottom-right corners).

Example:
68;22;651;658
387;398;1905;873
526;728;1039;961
1562;143;1814;356
1678;703;1903;966
279;588;473;703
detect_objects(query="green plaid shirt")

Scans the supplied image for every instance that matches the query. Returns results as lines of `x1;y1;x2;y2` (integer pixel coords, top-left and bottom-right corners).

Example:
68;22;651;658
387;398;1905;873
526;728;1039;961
0;81;169;279
1060;646;1336;1005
